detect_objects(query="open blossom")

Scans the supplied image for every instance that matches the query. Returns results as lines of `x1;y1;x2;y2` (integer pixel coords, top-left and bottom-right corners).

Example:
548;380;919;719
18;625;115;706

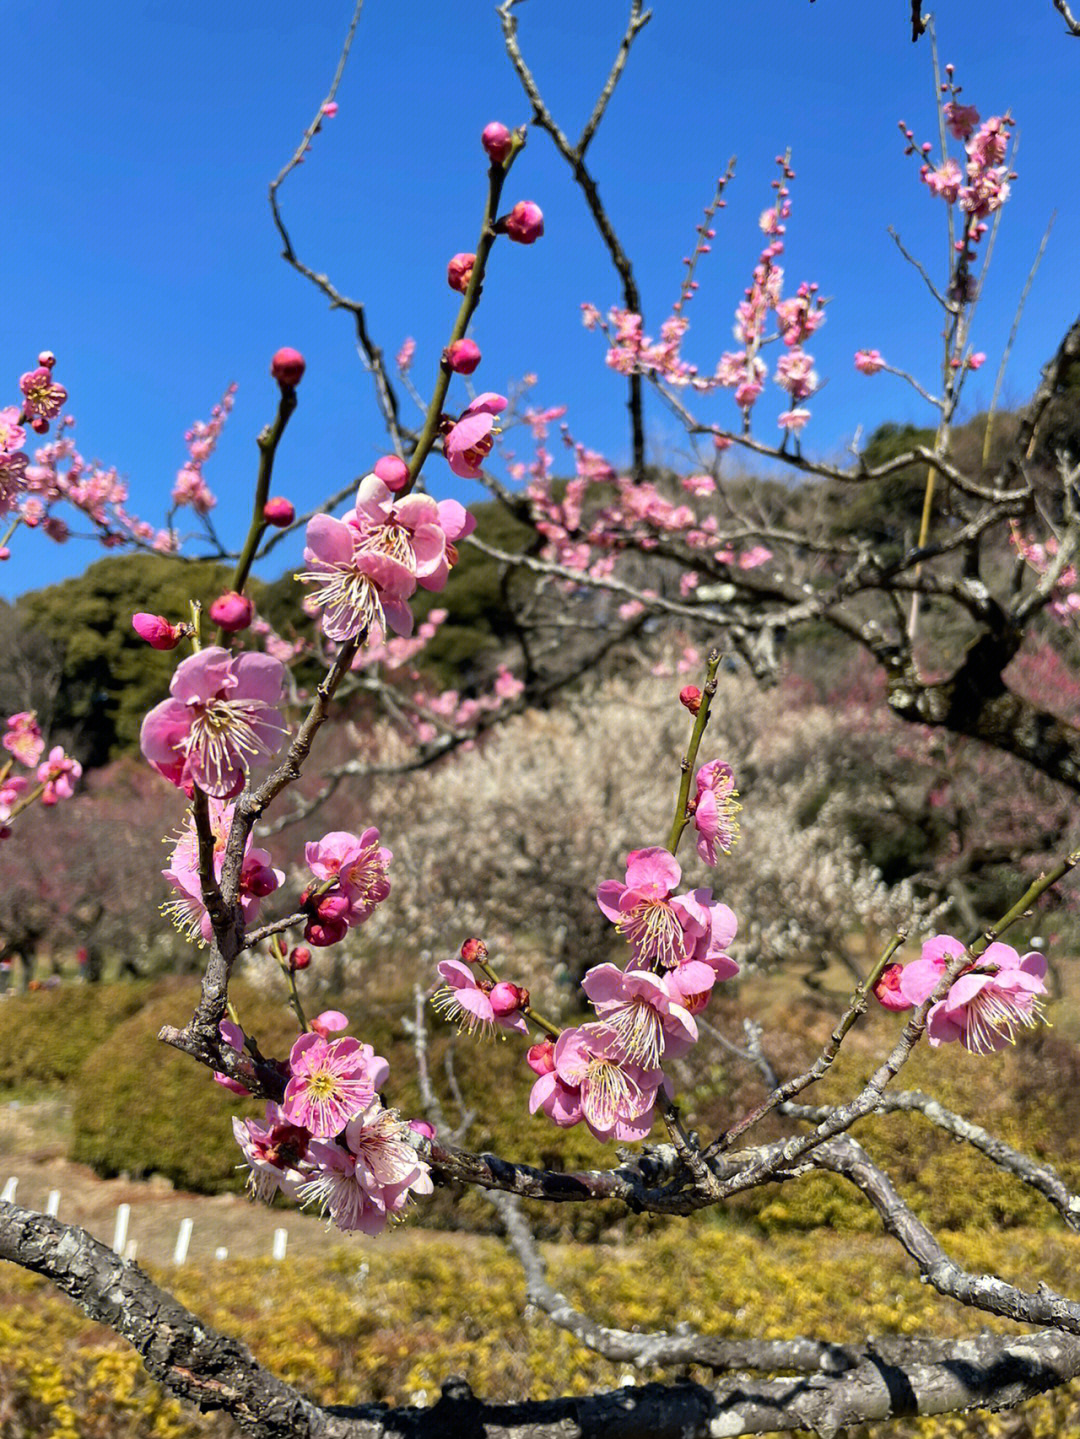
531;1023;664;1143
927;950;1047;1053
20;367;67;420
597;847;737;975
162;799;283;945
232;1102;311;1202
281;1032;389;1139
444;393;507;478
431;959;529;1036
140;647;287;798
352;475;476;593
36;747;81;804
854;349;886;375
692;760;741;866
3;711;45;768
297;513;417;643
305;828;392;925
299;1100;433;1234
580;964;697;1066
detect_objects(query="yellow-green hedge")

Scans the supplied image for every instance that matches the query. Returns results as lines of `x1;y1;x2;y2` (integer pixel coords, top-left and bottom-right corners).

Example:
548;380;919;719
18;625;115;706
2;1225;1080;1437
0;981;153;1092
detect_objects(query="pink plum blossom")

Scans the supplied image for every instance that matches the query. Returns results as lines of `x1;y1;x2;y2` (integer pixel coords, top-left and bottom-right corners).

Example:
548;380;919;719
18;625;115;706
162;798;283;945
3;712;45;768
232;1102;311;1201
692;760;741;866
209;591;254;632
597;848;737;975
298;1100;433;1233
132;612;182;650
482;121;514;164
533;1023;664;1143
352;474;475;592
854;349;886;375
305;828;392;925
874;963;911;1011
503;200;544;244
281;1032;389;1139
214;1018;251;1095
444;393;507;478
431;959;529;1036
297;513;417;643
36;747;81;804
898;933;968;1007
140;647;287;798
20;367;67;420
924;943;1048;1054
580;964;697;1066
270;348;306;386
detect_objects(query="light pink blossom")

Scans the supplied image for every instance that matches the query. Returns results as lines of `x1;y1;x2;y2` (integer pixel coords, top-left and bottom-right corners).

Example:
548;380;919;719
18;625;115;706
232;1102;311;1201
580;964;697;1066
305;828;392;925
431;958;529;1036
692;760;741;866
299;1100;433;1233
36;746;81;804
444;393;507;478
535;1023;664;1143
3;712;45;768
140;647;287;798
297;513;417;643
854;349;886;375
281;1032;389;1139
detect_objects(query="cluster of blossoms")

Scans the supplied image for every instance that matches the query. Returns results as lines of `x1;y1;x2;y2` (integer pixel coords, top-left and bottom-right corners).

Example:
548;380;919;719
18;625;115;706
1009;525;1080;624
171;383;236;516
0;712;81;838
903;68;1015;309
875;935;1047;1054
231;1012;431;1234
0;355;168;554
302;828;393;947
298;468;477;646
162;798;284;946
431;755;743;1144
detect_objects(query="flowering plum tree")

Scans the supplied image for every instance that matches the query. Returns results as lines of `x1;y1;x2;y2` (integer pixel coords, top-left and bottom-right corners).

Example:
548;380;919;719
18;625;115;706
5;4;1080;1436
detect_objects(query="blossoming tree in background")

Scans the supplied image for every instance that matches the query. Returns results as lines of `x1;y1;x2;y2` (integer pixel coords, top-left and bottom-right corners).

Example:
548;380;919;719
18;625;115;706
4;2;1080;1435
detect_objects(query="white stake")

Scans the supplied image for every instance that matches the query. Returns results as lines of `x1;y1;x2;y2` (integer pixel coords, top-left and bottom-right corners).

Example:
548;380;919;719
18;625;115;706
215;1246;229;1261
124;1239;138;1262
173;1216;193;1266
112;1202;130;1255
272;1227;288;1261
0;1177;17;1204
45;1189;60;1217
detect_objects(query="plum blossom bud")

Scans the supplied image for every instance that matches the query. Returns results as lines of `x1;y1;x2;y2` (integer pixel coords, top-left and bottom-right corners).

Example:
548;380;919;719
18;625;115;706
132;612;182;650
304;915;348;947
526;1037;555;1075
481;122;513;164
447;253;476;293
374;454;409;492
0;548;10;561
490;981;528;1017
874;963;911;1012
445;338;481;374
679;685;702;715
290;946;312;971
321;101;338;118
503;200;544;245
263;497;295;527
30;416;49;434
409;1118;437;1140
270;347;306;386
37;351;56;369
460;937;488;964
209;591;254;633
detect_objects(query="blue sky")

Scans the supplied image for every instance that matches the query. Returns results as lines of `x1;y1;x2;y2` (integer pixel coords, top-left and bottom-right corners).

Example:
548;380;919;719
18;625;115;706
3;0;1077;598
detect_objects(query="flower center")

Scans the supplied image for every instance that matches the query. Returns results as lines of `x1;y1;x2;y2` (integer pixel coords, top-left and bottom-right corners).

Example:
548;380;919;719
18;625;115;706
584;1055;641;1128
963;984;1046;1054
616;898;686;968
295;561;384;641
603;998;664;1068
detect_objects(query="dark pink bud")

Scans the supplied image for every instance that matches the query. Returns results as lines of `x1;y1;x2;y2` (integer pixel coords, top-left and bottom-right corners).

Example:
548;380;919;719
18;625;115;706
290;945;312;970
526;1037;555;1075
209;591;254;633
263;496;295;527
132;612;182;650
30;416;49;434
409;1117;437;1140
460;937;488;964
0;548;9;561
481;122;513;164
316;892;352;922
243;864;278;899
503;200;544;245
490;981;528;1016
374;454;409;492
445;338;481;375
680;685;702;715
37;350;56;370
270;347;306;386
304;915;348;947
447;252;476;293
321;101;338;118
874;963;912;1012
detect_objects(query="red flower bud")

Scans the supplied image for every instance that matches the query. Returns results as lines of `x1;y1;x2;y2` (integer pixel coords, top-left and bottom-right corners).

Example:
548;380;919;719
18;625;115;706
374;454;409;492
460;937;488;964
490;981;528;1016
290;946;312;970
209;591;254;633
446;252;476;293
481;122;514;165
526;1037;555;1075
37;350;56;370
30;416;49;434
445;338;481;375
132;612;182;650
262;496;295;527
679;685;702;715
503;200;544;245
304;916;348;947
270;347;306;386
